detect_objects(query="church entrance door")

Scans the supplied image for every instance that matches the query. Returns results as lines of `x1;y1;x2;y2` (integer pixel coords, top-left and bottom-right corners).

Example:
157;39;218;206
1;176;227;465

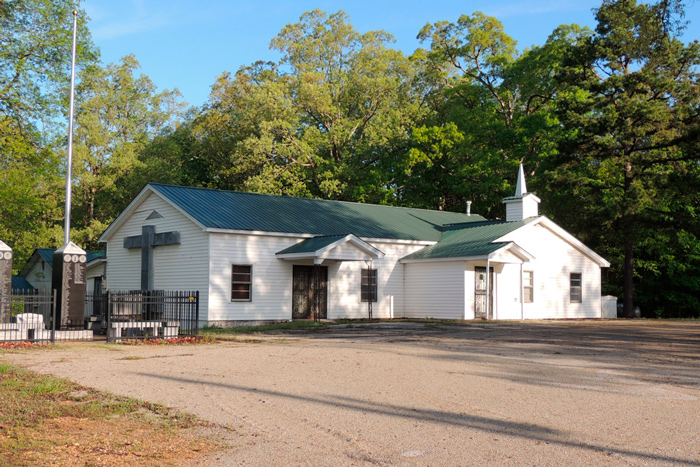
292;265;328;319
474;266;494;319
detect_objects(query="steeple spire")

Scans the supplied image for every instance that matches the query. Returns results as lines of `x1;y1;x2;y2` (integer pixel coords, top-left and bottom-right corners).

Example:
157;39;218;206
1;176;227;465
515;163;527;196
503;163;540;222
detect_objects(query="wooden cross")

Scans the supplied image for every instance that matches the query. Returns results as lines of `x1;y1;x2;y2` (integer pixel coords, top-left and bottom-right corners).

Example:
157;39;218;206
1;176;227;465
123;225;180;290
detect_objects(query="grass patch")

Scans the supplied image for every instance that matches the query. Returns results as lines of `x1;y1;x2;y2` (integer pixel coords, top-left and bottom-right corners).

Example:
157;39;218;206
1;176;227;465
201;321;327;335
0;363;218;467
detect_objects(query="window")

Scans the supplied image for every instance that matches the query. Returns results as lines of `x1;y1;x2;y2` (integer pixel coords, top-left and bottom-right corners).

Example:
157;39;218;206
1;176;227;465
570;272;582;303
361;269;377;302
231;265;252;301
523;271;534;303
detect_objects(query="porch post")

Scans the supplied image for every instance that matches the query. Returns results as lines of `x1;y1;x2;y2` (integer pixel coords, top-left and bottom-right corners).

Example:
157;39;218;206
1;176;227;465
364;259;373;321
485;257;491;320
313;258;323;322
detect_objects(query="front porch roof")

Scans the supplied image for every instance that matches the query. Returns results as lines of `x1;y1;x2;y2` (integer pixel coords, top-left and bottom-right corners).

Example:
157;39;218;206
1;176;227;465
276;234;385;262
400;218;537;263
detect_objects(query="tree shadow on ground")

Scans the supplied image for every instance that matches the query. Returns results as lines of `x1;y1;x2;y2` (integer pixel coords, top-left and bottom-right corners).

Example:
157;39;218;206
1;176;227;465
315;322;700;390
139;372;699;466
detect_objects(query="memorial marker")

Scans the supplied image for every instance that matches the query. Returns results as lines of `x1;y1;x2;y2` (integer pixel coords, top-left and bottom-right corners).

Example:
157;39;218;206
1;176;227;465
0;241;12;324
51;242;87;328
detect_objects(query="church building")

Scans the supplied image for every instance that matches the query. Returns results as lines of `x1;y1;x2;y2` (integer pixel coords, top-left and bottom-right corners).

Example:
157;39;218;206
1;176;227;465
98;166;610;325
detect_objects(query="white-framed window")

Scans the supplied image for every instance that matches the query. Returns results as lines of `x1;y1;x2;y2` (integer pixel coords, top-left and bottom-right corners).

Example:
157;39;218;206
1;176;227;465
570;272;582;303
231;265;252;301
361;268;377;302
523;271;534;303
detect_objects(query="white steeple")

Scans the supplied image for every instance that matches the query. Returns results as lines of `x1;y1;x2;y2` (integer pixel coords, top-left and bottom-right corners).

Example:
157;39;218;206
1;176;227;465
503;163;540;222
515;163;527;196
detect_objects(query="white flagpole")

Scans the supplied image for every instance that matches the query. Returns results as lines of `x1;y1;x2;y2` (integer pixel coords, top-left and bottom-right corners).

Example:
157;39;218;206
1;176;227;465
64;10;78;245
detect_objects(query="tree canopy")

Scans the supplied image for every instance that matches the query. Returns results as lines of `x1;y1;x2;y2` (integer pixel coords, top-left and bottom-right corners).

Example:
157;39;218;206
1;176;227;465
551;0;700;317
1;1;698;317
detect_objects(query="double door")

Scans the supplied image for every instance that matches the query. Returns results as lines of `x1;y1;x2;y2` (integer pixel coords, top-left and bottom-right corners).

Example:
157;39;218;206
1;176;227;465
292;265;327;319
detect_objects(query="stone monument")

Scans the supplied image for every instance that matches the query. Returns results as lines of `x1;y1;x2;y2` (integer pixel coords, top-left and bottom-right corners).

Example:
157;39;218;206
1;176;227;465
51;242;87;329
0;240;12;324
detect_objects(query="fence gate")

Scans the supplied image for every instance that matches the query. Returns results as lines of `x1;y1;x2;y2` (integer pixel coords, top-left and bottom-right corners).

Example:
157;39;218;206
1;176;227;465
0;289;57;344
0;289;199;344
106;290;199;343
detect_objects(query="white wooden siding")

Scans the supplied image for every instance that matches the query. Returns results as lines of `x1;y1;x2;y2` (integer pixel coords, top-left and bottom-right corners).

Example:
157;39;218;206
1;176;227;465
207;235;423;322
504;224;602;319
321;241;373;261
208;233;297;321
329;243;422;320
505;202;524;223
103;192;211;319
24;260;51;290
405;224;603;320
85;263;105;294
403;261;466;319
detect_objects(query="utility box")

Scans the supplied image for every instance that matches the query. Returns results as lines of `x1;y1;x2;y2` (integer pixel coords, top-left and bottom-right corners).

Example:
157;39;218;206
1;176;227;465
601;295;617;319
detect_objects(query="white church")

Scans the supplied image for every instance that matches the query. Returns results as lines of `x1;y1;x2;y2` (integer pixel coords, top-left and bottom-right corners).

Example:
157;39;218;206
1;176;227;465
98;166;612;326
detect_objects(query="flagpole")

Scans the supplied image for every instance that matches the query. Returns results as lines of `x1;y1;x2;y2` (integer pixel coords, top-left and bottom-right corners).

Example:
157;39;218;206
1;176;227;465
64;9;78;245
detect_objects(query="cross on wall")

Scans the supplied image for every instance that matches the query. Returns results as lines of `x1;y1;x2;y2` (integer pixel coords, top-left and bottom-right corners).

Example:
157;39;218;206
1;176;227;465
123;225;181;290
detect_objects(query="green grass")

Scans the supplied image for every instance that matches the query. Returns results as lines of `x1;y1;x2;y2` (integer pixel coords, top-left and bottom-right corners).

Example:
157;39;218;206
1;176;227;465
201;320;327;335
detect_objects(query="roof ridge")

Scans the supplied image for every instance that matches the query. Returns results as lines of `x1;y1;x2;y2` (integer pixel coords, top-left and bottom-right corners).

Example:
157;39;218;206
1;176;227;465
311;233;353;239
443;219;508;228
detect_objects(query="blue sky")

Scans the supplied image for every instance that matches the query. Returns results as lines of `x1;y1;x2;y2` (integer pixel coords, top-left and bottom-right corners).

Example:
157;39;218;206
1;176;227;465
83;0;700;108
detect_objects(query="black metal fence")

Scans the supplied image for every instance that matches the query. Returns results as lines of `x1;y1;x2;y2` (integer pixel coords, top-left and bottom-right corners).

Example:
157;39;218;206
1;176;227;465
0;289;57;344
106;290;199;343
0;289;199;344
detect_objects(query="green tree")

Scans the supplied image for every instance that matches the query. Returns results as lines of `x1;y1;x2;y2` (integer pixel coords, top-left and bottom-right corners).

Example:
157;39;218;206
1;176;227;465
407;13;584;215
71;55;185;248
0;0;98;268
1;0;97;139
189;10;423;202
552;0;700;317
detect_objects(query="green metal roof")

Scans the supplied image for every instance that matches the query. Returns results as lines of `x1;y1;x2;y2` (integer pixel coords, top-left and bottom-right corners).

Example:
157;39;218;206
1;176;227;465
401;218;537;261
276;234;350;254
149;184;485;242
12;275;35;291
35;249;105;268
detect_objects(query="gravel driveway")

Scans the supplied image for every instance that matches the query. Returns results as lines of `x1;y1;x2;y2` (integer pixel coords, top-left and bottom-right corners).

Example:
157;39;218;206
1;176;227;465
4;321;700;466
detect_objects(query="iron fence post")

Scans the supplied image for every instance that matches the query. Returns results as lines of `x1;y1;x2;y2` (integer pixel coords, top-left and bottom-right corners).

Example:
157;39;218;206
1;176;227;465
106;290;112;343
195;290;199;335
51;289;56;344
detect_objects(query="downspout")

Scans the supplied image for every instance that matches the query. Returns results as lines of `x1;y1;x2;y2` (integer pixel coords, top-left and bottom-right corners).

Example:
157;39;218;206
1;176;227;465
520;262;524;321
401;262;406;318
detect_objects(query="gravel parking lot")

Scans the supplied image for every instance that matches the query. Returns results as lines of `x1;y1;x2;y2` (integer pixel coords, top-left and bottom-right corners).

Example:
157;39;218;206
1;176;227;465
4;320;700;466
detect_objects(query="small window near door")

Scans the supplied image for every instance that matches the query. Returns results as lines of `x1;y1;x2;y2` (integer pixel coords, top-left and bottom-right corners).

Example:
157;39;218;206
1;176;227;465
570;272;582;303
523;271;534;303
361;269;377;302
231;265;252;301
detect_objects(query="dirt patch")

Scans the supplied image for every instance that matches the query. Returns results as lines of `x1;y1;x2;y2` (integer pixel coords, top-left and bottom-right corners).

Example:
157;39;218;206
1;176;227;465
0;363;218;467
3;320;700;466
